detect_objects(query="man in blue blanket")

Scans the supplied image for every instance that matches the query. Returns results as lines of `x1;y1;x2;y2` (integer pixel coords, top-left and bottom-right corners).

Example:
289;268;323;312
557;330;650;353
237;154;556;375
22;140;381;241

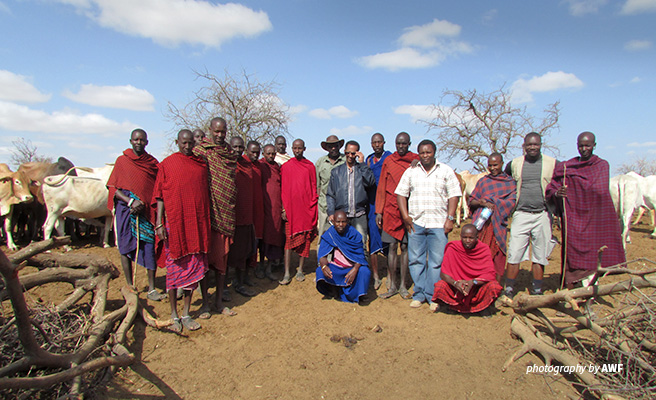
315;210;371;303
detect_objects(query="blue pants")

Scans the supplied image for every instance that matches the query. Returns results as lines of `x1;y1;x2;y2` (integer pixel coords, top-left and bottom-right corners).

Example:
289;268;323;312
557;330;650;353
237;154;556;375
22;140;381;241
408;224;447;303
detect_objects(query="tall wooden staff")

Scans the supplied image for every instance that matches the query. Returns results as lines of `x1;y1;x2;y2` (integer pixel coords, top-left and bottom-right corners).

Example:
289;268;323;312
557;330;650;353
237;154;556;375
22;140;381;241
559;164;568;290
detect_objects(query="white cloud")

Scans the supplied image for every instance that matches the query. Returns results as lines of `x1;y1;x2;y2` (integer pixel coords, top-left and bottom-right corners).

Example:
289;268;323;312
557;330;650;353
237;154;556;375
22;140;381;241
289;104;307;115
57;0;272;48
357;19;473;71
0;70;51;103
398;19;460;48
329;125;373;137
621;0;656;14
630;76;641;83
0;100;134;135
394;104;436;123
511;71;584;103
357;48;444;71
624;39;652;51
627;141;656;147
62;84;155;111
482;9;498;23
564;0;608;16
309;105;358;120
0;2;11;14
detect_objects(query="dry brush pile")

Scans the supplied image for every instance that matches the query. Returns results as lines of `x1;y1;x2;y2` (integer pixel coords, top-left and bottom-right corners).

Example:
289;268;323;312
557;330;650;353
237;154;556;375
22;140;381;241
0;237;169;399
503;252;656;399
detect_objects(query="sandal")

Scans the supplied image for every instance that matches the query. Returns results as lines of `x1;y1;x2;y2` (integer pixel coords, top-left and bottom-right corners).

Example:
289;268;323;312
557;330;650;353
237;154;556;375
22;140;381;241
198;306;211;320
295;272;305;282
399;288;412;300
234;285;256;297
181;315;201;331
220;307;237;316
147;289;166;301
378;288;398;299
170;318;182;334
279;276;292;285
373;278;383;290
222;289;232;303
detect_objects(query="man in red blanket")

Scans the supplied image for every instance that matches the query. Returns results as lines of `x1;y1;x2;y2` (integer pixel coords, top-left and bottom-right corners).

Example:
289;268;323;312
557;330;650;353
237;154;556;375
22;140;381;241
107;128;163;301
228;136;257;297
546;132;625;288
432;224;503;314
468;153;516;281
154;129;210;333
279;139;318;285
193;117;238;318
246;141;266;280
259;144;284;280
375;132;419;299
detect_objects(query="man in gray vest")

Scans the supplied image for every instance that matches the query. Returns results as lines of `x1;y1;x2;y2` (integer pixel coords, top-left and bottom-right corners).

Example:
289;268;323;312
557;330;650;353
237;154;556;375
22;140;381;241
503;132;557;299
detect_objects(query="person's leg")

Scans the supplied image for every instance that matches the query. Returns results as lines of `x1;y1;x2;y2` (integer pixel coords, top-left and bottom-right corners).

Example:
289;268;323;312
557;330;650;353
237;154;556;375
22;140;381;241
399;241;411;299
504;212;532;298
199;273;212;318
280;248;293;284
235;260;256;297
168;288;181;332
255;240;266;279
180;289;200;330
408;224;428;304
379;241;398;298
297;256;306;281
530;212;552;294
425;228;447;306
120;254;133;287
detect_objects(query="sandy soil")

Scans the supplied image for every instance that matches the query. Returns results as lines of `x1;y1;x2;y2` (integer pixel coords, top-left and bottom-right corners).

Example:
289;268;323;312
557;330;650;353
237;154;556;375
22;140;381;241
4;214;656;400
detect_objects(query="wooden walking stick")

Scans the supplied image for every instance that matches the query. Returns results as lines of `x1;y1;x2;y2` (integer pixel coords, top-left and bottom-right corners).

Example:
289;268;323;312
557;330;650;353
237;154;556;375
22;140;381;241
559;164;568;290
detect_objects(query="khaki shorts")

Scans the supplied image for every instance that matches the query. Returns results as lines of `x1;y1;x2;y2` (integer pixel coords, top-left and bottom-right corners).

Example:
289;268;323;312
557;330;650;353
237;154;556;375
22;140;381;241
507;210;553;265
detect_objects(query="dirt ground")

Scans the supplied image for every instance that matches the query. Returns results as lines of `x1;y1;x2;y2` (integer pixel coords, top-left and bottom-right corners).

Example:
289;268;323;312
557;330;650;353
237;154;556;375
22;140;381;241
3;214;656;400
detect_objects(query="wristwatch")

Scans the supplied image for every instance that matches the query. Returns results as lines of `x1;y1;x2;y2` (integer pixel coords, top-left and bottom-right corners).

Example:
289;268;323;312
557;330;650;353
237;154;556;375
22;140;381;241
447;215;455;221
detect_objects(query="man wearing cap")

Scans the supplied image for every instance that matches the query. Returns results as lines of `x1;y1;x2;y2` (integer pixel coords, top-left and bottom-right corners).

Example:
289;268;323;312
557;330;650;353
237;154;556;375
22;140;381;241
316;135;346;239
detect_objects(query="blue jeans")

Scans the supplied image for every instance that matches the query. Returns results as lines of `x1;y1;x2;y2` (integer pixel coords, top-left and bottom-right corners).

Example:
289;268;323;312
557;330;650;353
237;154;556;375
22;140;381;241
408;224;447;303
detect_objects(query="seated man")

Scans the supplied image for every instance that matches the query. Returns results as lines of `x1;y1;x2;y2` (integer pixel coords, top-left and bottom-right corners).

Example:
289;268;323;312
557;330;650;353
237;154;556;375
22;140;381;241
432;224;503;314
315;210;371;304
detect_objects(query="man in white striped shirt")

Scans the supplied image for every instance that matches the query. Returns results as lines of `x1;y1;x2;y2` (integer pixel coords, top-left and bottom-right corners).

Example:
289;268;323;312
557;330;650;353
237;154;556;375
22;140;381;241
395;139;461;311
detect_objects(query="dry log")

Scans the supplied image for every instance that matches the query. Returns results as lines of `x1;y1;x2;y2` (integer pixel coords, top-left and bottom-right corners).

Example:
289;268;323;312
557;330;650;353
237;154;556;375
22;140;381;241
513;276;656;312
8;237;71;266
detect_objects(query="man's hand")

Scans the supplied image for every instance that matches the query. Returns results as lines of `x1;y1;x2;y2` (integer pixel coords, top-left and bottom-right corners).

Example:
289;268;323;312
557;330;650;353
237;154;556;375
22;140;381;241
282;210;287;222
483;201;495;210
156;226;167;241
356;151;364;163
321;264;333;279
344;266;358;285
444;219;454;234
328;214;334;224
375;213;383;229
410;159;419;168
556;186;568;198
130;199;145;215
402;216;415;233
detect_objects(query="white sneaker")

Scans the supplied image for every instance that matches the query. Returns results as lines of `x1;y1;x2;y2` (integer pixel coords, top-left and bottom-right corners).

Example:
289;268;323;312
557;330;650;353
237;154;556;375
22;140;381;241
429;302;439;312
409;300;422;308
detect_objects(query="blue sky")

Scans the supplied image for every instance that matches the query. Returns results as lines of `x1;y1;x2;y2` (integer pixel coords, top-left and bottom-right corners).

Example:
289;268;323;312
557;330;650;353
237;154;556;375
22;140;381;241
1;0;654;173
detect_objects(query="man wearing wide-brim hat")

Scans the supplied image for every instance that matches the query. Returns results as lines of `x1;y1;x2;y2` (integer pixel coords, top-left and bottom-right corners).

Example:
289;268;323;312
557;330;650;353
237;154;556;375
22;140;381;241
315;135;346;241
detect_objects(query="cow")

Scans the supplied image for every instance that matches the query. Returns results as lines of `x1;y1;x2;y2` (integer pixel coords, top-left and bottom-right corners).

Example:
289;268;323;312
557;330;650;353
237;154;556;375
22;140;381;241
458;170;489;222
1;164;34;250
10;158;77;245
609;173;643;248
454;172;466;226
626;172;656;238
41;165;115;249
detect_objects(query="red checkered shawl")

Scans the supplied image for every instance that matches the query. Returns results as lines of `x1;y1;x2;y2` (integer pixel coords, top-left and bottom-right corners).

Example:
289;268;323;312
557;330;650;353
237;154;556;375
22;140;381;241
192;139;237;236
281;157;318;235
235;156;254;226
546;155;625;272
259;159;284;247
106;149;159;222
152;152;210;262
469;173;516;253
374;151;419;241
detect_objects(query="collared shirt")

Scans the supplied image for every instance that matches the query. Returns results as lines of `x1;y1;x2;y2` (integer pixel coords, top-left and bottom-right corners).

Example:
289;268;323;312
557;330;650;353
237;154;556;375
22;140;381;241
315;153;345;212
395;161;462;228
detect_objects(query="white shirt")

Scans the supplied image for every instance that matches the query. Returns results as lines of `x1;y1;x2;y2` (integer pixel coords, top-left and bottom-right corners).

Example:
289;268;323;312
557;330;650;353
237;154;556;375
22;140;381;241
394;161;462;228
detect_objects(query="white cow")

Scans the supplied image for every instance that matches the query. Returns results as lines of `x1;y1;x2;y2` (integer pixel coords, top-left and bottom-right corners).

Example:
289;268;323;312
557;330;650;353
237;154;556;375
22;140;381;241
459;170;489;222
627;172;656;238
609;173;643;248
42;165;115;248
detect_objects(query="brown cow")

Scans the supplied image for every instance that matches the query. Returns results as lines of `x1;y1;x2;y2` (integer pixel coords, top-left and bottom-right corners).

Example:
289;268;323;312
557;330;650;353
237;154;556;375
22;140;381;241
1;163;34;250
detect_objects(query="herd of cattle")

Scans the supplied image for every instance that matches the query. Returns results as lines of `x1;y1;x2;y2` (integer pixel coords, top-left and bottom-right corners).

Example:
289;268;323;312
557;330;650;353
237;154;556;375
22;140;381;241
0;158;114;251
0;159;655;252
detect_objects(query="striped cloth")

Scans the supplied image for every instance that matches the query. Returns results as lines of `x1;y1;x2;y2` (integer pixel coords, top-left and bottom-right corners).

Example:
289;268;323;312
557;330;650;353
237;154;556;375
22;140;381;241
546;155;625;283
469;173;516;253
193;139;237;237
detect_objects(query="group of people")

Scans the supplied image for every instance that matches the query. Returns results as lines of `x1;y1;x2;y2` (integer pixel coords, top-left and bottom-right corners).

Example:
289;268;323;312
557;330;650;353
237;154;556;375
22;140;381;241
106;119;626;332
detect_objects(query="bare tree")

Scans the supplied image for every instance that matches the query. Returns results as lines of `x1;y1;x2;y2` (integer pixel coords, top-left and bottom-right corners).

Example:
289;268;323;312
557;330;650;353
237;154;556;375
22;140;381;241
10;138;53;167
421;85;560;172
166;69;290;147
617;156;656;176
